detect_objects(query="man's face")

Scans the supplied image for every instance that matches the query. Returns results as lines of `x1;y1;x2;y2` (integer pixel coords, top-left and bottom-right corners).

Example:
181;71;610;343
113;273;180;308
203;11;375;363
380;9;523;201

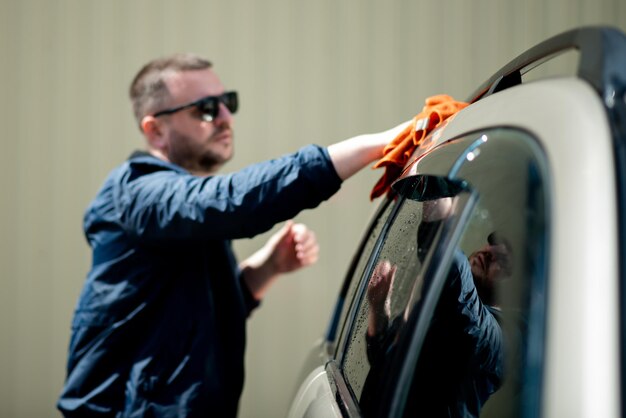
468;243;511;304
158;68;235;175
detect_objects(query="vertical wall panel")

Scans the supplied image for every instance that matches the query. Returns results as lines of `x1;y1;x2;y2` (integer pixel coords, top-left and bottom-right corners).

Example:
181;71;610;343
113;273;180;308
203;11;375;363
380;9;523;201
14;1;57;413
1;1;625;416
0;0;19;415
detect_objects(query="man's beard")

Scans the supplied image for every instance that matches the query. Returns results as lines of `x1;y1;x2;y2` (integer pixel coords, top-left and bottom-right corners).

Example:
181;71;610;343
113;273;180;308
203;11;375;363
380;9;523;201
198;149;232;173
168;129;233;175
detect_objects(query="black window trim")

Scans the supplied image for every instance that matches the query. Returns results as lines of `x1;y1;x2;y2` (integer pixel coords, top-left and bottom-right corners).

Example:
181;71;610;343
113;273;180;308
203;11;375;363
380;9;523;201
326;360;362;417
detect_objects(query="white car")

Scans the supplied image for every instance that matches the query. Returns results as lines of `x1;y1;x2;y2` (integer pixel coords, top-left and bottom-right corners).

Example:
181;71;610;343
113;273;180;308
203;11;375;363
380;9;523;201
288;26;626;418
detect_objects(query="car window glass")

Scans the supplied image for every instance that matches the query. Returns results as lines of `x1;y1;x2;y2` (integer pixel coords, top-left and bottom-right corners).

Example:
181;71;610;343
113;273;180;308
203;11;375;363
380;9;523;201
341;175;473;409
333;197;399;355
400;129;548;418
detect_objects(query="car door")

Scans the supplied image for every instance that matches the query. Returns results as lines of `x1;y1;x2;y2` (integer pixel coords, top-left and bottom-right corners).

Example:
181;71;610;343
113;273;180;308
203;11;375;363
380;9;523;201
335;126;550;418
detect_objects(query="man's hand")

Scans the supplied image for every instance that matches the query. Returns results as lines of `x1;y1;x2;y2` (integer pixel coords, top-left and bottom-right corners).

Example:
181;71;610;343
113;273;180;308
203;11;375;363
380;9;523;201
240;221;319;300
366;260;397;336
266;221;319;274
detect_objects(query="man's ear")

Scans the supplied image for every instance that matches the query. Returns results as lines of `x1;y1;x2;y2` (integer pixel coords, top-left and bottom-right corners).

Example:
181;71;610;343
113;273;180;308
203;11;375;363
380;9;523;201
141;115;167;150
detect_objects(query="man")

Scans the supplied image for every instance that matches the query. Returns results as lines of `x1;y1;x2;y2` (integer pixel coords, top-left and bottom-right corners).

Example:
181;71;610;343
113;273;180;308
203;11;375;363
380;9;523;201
468;232;513;307
57;53;406;417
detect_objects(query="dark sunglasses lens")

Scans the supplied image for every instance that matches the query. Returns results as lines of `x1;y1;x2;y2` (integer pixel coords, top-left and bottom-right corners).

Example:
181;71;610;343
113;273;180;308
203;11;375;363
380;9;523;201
197;98;219;119
196;92;238;121
222;92;238;113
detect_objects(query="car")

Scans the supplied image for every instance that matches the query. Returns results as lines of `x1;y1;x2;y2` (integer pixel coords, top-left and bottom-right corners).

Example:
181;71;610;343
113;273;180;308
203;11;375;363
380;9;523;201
287;26;626;418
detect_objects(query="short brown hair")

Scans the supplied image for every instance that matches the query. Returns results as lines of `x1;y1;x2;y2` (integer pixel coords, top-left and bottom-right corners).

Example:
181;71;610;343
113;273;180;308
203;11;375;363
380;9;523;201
129;53;212;127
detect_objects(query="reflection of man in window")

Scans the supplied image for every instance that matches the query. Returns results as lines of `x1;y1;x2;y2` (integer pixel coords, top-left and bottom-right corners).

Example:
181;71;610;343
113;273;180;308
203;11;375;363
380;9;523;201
362;226;511;417
412;232;508;417
468;232;512;307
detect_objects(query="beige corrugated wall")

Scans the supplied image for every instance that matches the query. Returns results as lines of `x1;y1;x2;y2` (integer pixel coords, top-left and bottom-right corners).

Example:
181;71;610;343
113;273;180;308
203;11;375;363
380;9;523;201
1;1;625;417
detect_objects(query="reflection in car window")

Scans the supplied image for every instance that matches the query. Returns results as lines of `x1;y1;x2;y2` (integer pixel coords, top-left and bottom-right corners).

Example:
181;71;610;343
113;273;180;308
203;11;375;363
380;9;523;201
431;129;546;418
340;129;548;418
333;197;399;355
341;176;472;409
401;198;508;418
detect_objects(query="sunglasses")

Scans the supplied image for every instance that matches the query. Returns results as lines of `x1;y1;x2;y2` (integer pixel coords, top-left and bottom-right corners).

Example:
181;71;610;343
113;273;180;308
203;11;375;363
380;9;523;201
153;91;238;122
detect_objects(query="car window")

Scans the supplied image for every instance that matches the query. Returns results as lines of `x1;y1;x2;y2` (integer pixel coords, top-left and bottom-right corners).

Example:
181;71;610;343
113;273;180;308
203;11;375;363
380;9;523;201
340;174;474;412
416;129;548;418
339;129;549;418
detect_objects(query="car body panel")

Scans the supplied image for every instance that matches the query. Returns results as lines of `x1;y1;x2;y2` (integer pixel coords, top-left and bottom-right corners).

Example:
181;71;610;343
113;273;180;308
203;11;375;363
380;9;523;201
287;366;341;418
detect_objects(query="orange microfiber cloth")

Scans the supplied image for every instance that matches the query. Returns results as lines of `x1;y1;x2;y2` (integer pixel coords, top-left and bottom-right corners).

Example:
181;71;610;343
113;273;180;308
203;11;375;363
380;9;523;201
370;94;469;200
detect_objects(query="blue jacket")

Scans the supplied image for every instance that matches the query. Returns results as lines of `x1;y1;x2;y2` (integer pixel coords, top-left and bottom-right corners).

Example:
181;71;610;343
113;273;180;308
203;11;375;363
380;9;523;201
58;145;342;417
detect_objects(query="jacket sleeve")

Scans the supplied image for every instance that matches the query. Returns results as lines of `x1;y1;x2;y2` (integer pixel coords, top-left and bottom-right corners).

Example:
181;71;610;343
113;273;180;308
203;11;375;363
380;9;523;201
443;250;504;386
87;145;342;242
